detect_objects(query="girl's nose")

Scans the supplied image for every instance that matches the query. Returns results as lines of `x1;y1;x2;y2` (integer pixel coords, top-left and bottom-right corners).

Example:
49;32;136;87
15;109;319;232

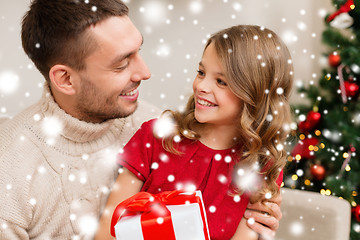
196;78;211;93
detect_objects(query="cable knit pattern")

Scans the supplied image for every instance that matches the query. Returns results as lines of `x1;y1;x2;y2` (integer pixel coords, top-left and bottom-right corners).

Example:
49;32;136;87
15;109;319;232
0;84;161;239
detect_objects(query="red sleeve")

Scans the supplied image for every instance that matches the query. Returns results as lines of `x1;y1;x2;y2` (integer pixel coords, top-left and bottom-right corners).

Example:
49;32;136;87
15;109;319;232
276;169;283;188
117;119;157;182
261;161;284;188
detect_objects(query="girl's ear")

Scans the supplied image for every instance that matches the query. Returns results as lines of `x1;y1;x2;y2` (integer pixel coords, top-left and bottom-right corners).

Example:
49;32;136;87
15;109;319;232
48;64;77;95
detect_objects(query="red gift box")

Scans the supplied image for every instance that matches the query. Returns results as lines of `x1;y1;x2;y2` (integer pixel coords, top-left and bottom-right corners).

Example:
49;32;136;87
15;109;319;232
111;190;210;240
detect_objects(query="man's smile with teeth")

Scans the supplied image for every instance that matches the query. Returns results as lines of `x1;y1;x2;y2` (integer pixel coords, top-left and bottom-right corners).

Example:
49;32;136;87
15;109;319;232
197;98;216;107
120;89;137;96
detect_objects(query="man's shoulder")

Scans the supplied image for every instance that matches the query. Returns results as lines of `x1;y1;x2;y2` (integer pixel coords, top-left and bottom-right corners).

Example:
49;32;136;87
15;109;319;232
0;105;41;157
0;114;25;144
0;121;45;188
0;116;9;125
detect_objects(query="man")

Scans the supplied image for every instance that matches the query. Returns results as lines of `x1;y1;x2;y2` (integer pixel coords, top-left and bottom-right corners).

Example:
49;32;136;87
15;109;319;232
0;0;281;239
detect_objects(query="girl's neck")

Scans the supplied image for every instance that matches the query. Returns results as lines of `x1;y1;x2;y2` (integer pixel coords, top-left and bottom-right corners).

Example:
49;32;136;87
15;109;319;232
197;123;239;150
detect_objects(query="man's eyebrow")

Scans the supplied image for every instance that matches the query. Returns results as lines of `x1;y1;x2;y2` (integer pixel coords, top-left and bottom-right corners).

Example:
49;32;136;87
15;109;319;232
108;36;144;67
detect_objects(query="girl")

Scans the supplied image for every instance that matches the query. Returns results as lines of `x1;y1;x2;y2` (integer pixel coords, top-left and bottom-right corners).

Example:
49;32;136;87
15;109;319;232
96;25;293;240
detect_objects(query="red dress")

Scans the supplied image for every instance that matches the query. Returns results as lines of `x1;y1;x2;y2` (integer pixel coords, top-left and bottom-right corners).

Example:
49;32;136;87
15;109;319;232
118;119;283;240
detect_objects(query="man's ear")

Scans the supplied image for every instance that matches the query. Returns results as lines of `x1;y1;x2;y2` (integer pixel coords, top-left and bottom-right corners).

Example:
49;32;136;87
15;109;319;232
49;64;77;95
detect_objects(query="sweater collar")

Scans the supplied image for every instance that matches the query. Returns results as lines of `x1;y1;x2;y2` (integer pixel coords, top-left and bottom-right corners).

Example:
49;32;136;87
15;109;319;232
39;83;123;143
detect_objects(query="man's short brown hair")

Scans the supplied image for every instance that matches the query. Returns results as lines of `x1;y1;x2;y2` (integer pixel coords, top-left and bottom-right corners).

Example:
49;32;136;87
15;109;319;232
21;0;129;81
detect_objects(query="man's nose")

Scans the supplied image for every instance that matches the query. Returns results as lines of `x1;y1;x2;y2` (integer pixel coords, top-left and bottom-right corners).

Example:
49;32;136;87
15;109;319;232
131;54;151;82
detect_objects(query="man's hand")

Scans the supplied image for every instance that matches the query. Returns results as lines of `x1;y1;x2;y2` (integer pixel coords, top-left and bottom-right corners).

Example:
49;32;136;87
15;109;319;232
243;193;282;240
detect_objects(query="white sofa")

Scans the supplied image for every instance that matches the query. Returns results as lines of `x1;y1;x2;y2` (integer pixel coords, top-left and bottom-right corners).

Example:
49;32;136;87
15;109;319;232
276;188;351;240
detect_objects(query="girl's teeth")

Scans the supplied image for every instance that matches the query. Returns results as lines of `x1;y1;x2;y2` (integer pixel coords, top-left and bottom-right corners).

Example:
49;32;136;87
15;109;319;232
197;99;215;107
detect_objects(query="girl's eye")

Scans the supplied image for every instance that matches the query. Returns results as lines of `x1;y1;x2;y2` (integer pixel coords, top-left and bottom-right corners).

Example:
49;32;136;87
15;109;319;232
197;70;205;76
217;79;227;86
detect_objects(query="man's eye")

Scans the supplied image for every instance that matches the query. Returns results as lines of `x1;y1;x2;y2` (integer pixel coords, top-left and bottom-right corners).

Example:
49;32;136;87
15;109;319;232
116;64;128;71
116;60;129;71
116;65;127;70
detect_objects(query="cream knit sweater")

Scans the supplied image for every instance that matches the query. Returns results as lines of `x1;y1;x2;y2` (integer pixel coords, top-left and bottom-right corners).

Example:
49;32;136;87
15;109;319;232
0;84;161;239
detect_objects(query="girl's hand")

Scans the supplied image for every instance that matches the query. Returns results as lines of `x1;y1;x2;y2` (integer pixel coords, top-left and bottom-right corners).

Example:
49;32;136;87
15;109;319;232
243;194;282;240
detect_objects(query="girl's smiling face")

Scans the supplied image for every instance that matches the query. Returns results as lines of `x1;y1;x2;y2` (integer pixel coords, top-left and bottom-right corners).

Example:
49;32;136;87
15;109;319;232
193;42;242;127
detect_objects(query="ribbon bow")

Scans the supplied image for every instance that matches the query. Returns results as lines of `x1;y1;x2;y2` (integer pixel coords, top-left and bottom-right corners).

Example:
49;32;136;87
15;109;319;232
110;190;207;239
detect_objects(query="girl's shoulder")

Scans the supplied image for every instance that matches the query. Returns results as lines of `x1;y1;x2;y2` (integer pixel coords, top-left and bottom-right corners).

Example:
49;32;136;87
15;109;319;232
141;117;178;139
126;118;159;145
136;118;158;134
141;118;158;127
138;117;200;151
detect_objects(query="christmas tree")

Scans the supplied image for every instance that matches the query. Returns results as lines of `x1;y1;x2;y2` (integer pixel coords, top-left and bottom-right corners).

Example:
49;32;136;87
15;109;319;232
284;0;360;239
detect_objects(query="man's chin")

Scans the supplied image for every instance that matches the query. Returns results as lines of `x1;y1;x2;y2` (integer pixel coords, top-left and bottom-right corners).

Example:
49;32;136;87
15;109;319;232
114;101;138;119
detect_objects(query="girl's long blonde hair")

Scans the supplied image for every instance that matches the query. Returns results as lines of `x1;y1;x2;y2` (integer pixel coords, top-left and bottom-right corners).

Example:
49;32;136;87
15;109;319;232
162;25;294;203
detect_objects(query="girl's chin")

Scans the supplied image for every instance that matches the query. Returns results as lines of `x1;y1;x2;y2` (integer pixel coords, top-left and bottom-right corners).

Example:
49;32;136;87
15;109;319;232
194;112;208;124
